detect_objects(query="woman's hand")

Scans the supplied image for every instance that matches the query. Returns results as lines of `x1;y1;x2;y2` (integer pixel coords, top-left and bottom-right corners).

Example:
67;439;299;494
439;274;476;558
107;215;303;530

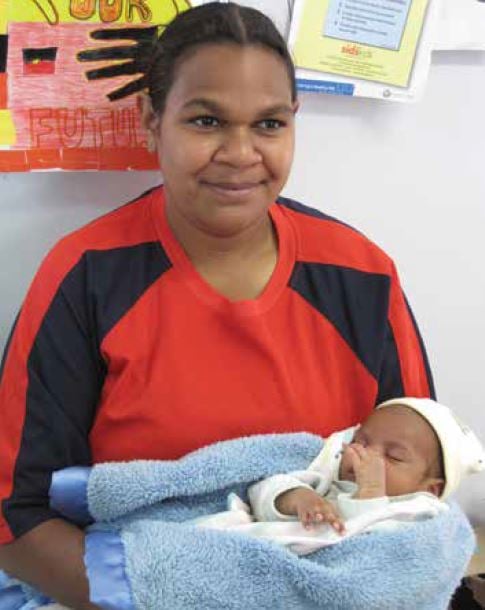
0;519;100;610
275;488;345;533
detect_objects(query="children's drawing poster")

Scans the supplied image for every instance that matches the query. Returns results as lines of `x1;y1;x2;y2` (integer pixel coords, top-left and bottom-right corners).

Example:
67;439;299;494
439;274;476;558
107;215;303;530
0;1;191;172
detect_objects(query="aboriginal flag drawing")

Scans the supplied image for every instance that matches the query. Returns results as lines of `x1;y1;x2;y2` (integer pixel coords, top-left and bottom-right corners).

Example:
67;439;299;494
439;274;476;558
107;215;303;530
0;0;191;171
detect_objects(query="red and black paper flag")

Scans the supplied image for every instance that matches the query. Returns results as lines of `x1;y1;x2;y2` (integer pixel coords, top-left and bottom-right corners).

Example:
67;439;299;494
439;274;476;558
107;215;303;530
22;47;58;75
0;35;7;108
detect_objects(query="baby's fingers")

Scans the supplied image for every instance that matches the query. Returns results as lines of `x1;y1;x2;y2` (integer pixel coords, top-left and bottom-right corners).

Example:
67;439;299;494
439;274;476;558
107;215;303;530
301;507;345;534
321;509;345;534
348;442;367;459
344;443;363;468
301;509;321;529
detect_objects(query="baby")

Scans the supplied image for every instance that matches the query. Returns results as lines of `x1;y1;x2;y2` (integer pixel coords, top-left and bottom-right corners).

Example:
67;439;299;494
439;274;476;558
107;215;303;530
246;397;485;541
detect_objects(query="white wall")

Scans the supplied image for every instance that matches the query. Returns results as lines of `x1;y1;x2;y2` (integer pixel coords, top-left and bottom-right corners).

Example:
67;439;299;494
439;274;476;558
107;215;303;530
1;52;484;524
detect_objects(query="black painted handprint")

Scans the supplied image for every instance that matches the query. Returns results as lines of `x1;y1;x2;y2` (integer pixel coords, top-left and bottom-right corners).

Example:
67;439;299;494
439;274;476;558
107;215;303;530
77;0;191;102
77;26;158;102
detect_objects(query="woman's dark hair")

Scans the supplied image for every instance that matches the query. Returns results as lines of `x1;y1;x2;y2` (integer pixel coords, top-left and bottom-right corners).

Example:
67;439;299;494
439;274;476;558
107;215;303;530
146;2;297;114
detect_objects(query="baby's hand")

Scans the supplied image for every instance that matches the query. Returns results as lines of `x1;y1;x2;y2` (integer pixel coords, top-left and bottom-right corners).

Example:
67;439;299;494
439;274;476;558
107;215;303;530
276;488;345;533
344;443;386;499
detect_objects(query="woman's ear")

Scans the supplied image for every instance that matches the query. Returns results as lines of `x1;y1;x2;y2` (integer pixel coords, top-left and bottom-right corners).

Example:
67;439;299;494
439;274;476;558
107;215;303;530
137;92;159;153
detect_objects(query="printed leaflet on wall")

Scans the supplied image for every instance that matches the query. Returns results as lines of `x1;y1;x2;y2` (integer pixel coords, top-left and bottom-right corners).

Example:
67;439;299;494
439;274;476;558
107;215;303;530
290;0;440;102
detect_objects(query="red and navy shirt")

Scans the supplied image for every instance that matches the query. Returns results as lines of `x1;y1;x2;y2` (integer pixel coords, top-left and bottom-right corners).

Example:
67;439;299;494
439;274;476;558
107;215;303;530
0;186;434;543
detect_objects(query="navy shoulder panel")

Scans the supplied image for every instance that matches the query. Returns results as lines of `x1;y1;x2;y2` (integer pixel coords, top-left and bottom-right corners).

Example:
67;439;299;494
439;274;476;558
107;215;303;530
376;321;405;403
84;242;172;341
277;195;353;230
403;295;436;400
289;262;390;380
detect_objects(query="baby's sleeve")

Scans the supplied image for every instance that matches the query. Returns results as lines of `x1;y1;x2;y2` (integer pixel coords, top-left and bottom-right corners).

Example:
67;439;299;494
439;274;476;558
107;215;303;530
248;470;331;522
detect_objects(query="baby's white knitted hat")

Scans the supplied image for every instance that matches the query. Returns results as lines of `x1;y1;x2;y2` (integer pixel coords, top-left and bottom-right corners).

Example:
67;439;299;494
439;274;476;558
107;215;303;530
376;397;485;500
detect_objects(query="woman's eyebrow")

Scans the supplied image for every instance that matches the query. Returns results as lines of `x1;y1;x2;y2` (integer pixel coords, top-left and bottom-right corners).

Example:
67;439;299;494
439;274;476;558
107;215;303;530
181;99;294;117
182;98;222;112
256;104;295;116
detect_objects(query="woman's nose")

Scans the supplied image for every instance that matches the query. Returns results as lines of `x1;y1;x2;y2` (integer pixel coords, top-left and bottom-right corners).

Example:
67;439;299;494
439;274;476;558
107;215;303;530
213;127;262;167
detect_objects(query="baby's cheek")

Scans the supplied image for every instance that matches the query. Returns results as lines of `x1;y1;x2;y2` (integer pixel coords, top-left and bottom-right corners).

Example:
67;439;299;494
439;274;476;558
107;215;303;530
384;466;416;495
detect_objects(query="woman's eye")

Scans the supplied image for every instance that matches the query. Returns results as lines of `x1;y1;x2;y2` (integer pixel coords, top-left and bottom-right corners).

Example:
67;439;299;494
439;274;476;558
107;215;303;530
191;116;220;128
257;118;284;130
387;454;404;462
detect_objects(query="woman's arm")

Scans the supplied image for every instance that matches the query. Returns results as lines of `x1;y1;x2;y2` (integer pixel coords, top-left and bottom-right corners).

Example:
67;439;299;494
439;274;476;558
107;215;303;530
0;519;98;610
0;241;106;604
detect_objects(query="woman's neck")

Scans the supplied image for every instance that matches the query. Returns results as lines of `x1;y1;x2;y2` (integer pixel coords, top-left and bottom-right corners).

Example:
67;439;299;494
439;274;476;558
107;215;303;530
164;201;277;266
164;200;279;301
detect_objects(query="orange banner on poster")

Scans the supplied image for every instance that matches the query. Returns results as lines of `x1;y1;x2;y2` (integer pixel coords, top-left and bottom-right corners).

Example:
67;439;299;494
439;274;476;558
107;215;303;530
0;0;191;171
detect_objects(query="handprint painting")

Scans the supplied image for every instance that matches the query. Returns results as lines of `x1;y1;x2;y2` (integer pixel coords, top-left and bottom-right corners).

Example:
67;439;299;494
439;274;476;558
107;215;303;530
0;0;191;171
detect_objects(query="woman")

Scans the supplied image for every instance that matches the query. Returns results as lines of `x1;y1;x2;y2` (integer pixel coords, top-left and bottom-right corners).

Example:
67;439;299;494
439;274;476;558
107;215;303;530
0;3;434;608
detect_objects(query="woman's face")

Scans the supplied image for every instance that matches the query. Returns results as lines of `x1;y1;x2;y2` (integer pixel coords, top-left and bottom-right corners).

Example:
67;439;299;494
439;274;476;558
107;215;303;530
145;43;297;238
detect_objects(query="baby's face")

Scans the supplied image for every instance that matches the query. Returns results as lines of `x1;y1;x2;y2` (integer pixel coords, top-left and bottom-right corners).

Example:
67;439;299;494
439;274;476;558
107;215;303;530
338;406;443;497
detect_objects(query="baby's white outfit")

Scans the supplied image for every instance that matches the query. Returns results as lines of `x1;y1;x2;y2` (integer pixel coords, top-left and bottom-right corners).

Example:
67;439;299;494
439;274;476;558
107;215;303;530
194;426;447;556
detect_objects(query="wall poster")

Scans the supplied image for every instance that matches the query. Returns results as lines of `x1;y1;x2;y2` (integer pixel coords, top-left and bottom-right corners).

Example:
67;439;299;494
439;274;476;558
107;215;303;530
289;0;440;102
0;0;191;172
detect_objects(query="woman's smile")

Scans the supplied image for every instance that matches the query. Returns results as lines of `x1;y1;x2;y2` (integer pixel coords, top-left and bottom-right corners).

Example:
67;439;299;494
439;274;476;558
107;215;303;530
200;180;265;202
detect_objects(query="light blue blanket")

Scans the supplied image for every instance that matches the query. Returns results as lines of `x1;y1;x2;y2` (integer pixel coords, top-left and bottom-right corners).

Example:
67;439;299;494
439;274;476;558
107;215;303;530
0;433;476;610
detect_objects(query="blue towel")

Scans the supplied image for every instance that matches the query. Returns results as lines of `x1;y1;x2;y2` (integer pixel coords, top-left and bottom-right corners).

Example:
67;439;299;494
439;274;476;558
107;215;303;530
0;433;476;609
